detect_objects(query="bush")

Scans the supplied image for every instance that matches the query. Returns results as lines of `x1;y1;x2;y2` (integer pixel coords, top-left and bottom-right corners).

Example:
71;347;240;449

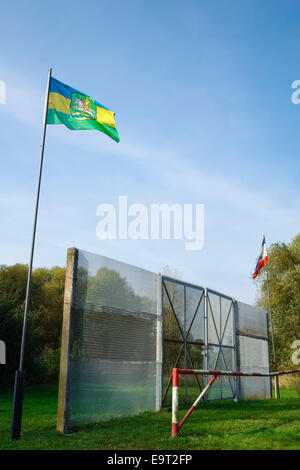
30;349;61;385
0;264;65;387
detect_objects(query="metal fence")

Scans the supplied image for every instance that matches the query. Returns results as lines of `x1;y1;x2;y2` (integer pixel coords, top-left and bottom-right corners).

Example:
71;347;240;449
236;301;271;400
162;277;205;406
57;248;270;432
162;279;270;405
205;289;237;401
57;248;162;432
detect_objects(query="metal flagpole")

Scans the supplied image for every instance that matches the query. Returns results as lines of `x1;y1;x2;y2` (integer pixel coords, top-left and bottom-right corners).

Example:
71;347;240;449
266;259;280;396
11;68;52;440
266;251;276;363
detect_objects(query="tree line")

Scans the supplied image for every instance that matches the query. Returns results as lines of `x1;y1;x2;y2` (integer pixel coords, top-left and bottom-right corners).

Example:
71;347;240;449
0;264;65;387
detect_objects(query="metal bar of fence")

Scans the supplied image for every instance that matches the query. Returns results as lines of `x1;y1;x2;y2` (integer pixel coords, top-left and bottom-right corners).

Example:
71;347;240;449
162;275;205;292
206;287;234;302
236;331;269;342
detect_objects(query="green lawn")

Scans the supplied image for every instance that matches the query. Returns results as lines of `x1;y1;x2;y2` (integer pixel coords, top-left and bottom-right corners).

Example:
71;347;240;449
0;385;299;450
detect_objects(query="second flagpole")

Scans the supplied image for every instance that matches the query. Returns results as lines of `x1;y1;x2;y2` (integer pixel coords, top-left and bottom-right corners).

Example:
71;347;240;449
266;262;276;363
11;68;52;440
266;258;279;397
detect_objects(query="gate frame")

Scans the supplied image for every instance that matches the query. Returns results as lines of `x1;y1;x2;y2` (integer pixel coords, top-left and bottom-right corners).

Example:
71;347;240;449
161;275;205;405
204;288;238;401
162;278;240;405
162;279;272;406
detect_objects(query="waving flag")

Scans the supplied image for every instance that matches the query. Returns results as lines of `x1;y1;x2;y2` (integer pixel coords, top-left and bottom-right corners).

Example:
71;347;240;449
252;236;268;279
47;77;120;142
11;69;122;441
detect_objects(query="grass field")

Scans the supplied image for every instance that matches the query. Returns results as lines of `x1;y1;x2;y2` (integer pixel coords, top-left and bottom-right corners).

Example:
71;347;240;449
0;385;299;450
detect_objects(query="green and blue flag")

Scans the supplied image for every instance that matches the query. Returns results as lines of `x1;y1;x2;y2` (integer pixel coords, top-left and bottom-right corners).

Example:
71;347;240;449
47;77;120;143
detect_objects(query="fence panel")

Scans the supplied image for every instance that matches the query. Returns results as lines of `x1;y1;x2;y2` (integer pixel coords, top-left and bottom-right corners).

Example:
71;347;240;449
206;289;236;400
162;277;205;406
236;301;271;400
57;248;162;432
58;248;272;433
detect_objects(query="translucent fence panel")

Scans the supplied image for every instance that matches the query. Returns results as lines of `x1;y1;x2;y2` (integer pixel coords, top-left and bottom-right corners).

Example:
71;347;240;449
238;335;271;400
207;345;235;400
207;292;221;345
75;250;158;316
236;301;268;339
206;290;235;401
221;297;234;347
186;286;205;343
57;248;161;432
236;302;270;400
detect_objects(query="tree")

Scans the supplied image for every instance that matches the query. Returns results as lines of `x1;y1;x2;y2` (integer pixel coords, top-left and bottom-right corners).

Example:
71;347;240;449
254;234;300;370
0;264;65;386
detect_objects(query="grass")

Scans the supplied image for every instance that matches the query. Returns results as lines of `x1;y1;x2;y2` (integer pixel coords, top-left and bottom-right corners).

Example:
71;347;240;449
0;385;299;450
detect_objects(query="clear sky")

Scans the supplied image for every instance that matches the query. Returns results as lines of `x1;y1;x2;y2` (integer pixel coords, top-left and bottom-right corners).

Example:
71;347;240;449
1;0;300;304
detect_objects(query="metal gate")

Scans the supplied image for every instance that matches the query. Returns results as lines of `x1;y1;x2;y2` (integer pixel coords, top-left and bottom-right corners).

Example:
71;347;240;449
205;289;237;400
162;279;238;404
162;276;205;405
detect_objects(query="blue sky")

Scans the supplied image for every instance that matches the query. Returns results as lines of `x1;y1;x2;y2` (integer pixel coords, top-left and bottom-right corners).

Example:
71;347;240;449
1;0;300;304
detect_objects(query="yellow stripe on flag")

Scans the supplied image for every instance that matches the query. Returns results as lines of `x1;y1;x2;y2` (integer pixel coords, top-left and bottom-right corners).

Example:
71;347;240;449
96;106;116;128
48;92;71;115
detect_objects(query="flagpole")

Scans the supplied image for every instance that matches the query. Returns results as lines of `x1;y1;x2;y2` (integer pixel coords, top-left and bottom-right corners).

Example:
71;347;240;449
11;68;52;440
263;235;276;364
266;262;276;363
266;254;279;397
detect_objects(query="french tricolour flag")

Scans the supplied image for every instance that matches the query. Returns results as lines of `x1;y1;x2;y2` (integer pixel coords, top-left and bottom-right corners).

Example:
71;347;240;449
252;236;268;279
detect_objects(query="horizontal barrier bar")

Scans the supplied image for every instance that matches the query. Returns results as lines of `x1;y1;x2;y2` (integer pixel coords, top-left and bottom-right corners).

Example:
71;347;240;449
176;368;300;378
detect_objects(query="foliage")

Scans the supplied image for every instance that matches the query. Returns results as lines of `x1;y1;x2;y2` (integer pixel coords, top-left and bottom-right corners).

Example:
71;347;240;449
255;234;300;370
0;264;65;386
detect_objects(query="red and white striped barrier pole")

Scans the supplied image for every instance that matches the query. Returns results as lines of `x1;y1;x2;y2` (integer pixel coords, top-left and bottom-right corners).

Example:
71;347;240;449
171;367;300;437
172;369;218;437
175;368;300;377
172;368;179;437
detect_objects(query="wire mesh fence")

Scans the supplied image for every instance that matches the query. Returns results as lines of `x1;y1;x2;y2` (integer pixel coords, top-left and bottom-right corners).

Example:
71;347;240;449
57;248;162;432
57;248;271;432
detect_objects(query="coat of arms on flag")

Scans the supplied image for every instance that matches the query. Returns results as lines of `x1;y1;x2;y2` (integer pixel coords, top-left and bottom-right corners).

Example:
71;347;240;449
70;94;97;120
253;236;268;279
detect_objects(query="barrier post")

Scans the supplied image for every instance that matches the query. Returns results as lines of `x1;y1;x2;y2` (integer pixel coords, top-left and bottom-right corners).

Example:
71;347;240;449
274;375;280;399
172;368;179;437
172;370;217;437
